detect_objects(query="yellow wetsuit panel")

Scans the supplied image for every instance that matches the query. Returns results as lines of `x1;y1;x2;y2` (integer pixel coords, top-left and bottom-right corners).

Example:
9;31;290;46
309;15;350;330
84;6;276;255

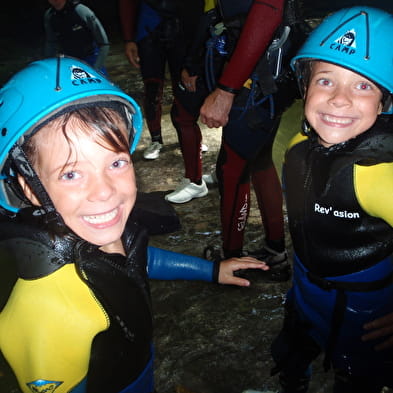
287;132;307;151
0;264;109;393
204;0;216;12
355;162;393;227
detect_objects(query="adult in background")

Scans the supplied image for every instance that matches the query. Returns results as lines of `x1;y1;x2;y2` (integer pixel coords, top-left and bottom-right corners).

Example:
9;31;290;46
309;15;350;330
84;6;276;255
118;0;210;203
44;0;110;73
200;0;303;277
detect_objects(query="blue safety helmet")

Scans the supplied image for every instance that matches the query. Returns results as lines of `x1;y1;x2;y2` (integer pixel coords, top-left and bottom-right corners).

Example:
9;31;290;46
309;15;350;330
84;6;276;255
0;56;143;213
291;6;393;114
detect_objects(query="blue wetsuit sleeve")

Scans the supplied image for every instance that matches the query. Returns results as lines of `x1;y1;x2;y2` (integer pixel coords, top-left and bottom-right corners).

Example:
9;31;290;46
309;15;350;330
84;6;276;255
147;246;215;282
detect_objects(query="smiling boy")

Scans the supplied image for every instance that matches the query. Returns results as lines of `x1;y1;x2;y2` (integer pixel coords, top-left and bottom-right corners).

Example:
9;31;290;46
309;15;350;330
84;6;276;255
0;57;267;393
269;6;393;393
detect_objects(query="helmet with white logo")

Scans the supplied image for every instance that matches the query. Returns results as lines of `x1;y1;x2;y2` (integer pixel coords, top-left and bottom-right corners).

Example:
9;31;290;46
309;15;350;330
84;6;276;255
0;56;143;212
291;6;393;114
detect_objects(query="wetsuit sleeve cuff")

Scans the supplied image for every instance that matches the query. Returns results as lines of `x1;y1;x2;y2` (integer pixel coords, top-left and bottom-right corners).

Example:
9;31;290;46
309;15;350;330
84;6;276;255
216;82;240;95
147;246;215;282
212;261;220;283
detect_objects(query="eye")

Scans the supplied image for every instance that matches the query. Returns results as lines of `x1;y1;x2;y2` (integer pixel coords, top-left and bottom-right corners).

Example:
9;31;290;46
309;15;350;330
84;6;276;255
356;82;372;91
110;159;129;169
60;171;81;181
317;78;332;87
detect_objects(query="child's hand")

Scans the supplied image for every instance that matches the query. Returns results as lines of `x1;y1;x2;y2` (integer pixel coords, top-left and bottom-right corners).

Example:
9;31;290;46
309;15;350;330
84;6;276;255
362;312;393;350
218;256;269;286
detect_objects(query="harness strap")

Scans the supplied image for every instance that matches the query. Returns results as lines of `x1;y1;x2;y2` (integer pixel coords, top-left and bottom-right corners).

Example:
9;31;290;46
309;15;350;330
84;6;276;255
323;288;346;371
10;145;66;230
307;271;393;292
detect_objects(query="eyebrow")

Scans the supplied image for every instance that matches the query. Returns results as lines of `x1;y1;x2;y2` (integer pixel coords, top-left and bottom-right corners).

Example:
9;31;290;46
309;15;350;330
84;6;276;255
47;161;78;178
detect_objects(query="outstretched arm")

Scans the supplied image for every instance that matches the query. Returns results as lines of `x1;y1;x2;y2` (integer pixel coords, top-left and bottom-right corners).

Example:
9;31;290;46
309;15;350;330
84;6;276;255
218;256;269;286
147;246;268;286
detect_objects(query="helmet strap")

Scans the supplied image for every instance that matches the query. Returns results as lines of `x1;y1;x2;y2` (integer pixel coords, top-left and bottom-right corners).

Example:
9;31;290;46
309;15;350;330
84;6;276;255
302;118;312;136
382;95;393;114
10;145;67;231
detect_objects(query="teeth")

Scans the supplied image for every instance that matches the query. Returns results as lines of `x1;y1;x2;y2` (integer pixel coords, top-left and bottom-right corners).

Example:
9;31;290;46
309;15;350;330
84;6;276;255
322;114;353;125
83;208;118;224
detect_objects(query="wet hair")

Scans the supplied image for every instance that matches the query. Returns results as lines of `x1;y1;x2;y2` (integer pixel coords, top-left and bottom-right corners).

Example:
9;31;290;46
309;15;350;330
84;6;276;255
23;105;130;169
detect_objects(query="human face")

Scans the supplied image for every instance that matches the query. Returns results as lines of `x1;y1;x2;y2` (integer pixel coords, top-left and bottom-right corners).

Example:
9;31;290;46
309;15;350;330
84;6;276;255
48;0;66;11
304;61;383;147
26;117;136;255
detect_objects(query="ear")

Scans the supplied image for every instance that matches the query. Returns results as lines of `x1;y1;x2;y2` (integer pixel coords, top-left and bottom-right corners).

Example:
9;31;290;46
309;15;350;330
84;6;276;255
378;101;383;115
17;175;41;206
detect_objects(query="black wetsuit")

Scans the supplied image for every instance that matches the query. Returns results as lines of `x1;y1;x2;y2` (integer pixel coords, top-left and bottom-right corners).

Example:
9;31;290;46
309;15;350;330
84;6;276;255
44;0;109;71
272;121;393;393
119;0;208;170
0;207;215;393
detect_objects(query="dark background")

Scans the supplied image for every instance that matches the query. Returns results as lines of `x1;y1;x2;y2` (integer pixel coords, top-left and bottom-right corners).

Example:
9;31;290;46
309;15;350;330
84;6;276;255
1;0;392;44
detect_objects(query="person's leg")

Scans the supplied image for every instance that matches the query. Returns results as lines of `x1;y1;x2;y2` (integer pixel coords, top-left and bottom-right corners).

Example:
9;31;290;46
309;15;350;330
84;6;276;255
138;37;166;159
164;44;209;203
170;96;203;183
142;78;164;144
165;95;208;204
271;299;321;393
209;91;276;259
251;139;285;254
252;165;285;249
215;141;251;258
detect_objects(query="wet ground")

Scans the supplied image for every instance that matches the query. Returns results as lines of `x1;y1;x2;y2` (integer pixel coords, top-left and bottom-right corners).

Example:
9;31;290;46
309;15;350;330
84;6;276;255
106;42;334;393
1;38;391;393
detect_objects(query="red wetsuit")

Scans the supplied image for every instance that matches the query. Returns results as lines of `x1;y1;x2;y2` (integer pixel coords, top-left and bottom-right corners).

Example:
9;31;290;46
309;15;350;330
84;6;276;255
213;0;297;258
119;0;208;181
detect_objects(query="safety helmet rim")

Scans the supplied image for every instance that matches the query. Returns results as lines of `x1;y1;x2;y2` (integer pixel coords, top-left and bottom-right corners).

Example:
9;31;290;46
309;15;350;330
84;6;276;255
290;6;393;114
0;56;143;212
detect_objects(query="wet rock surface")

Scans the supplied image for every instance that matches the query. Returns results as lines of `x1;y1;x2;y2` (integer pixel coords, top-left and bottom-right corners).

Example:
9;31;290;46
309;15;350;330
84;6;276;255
107;44;333;393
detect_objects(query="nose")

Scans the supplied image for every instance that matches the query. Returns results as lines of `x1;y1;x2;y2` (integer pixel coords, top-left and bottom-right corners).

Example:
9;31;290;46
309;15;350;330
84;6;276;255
87;172;115;202
328;85;352;108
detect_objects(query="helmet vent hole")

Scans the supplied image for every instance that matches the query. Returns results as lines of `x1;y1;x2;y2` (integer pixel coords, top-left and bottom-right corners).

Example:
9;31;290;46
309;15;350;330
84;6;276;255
1;128;7;137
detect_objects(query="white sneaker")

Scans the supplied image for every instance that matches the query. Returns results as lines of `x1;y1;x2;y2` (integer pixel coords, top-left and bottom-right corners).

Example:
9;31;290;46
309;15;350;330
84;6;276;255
143;142;162;160
165;179;208;203
201;143;208;152
202;171;217;185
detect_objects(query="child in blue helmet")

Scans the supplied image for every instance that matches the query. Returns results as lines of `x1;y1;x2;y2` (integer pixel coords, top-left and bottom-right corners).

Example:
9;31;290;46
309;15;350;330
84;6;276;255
0;57;268;393
268;6;393;393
